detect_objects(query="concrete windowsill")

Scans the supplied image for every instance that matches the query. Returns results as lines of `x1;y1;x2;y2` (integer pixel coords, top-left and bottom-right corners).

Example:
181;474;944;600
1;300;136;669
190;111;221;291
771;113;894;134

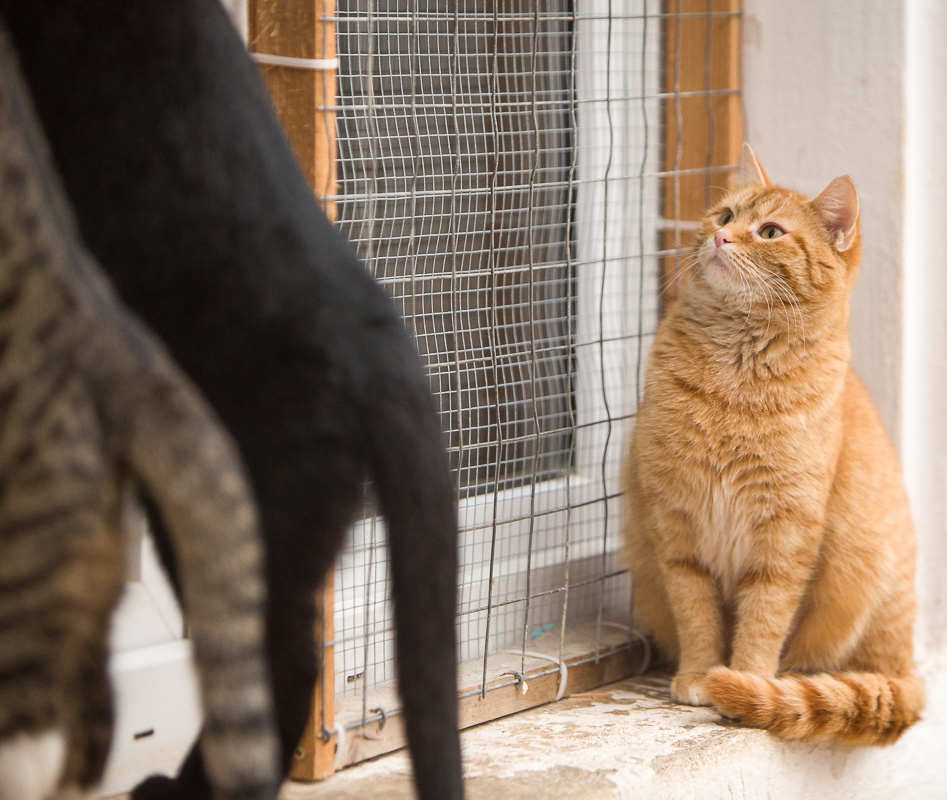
282;656;947;800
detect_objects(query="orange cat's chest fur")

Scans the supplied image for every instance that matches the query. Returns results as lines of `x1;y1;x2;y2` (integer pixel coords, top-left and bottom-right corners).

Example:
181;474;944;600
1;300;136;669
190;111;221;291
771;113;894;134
634;323;844;600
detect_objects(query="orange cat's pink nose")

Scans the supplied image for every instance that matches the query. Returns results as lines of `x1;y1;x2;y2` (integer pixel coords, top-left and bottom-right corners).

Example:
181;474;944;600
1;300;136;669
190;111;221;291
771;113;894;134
715;229;733;248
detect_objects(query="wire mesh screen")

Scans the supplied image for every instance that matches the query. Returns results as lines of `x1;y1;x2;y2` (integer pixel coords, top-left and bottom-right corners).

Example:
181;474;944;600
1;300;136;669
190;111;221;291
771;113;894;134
324;0;740;719
335;5;576;495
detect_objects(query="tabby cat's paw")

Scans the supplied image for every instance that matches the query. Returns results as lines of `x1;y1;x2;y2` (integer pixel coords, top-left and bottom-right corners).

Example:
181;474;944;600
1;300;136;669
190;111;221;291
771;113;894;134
670;671;713;706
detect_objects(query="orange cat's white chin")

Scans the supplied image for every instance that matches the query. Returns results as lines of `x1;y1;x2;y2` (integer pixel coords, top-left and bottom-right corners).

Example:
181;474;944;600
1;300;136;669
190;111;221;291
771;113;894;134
699;247;745;295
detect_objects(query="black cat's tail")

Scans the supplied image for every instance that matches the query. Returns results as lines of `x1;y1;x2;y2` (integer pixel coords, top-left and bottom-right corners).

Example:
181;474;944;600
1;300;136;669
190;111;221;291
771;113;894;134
111;357;282;800
361;324;464;800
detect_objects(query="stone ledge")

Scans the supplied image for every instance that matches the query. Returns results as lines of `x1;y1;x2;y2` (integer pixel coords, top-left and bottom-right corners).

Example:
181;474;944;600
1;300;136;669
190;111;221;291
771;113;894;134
280;657;947;800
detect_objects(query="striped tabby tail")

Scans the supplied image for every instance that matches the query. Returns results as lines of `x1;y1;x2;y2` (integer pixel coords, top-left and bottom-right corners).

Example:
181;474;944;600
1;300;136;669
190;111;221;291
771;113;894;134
706;666;925;746
121;378;281;800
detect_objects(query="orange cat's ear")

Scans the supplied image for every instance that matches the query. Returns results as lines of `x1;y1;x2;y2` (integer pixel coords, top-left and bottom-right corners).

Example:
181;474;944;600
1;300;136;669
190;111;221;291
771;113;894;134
734;143;769;189
812;176;859;252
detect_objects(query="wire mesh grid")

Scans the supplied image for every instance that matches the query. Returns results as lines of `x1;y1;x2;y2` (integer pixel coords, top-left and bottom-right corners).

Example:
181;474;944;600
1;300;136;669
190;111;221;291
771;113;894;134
322;0;740;717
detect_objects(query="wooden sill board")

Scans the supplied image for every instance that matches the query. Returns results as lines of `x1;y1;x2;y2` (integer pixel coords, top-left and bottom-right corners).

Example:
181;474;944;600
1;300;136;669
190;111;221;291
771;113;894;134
295;625;648;778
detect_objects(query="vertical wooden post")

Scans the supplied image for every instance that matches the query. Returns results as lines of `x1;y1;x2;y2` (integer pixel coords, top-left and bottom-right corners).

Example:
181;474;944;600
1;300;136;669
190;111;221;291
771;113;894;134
247;0;340;780
249;0;338;221
288;580;336;780
662;0;743;305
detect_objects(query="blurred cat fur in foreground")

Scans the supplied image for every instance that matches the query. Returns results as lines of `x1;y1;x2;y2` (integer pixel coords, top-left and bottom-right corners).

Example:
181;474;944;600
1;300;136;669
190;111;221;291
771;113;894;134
0;19;278;800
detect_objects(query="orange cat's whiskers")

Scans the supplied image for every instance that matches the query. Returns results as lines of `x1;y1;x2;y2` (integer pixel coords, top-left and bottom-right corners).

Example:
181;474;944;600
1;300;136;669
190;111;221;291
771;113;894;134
726;249;767;337
737;269;757;338
743;258;775;338
770;279;806;352
729;246;806;353
754;262;806;353
660;251;701;298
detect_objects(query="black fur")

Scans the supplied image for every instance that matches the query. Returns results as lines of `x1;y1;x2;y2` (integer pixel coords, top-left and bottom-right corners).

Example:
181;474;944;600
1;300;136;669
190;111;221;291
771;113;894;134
0;2;464;798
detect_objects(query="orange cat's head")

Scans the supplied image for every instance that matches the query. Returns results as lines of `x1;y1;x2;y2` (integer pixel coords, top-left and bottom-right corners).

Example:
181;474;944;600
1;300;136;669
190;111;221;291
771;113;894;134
689;144;861;311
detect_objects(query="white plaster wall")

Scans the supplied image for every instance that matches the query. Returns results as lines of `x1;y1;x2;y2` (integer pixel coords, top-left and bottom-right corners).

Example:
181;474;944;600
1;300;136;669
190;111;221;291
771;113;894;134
901;0;947;658
742;0;907;439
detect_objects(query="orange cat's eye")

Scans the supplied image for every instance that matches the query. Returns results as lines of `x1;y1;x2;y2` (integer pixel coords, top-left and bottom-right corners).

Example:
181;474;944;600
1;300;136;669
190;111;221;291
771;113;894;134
717;210;734;226
759;224;785;240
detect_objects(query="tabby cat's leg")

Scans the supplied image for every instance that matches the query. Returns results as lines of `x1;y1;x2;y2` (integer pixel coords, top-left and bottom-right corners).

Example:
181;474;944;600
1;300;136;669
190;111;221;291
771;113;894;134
135;443;357;800
730;514;820;676
133;552;325;800
66;633;114;788
651;512;726;705
0;500;121;799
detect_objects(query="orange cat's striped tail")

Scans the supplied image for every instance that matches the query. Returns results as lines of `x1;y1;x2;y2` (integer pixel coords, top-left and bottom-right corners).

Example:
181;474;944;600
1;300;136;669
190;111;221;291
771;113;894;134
705;666;924;746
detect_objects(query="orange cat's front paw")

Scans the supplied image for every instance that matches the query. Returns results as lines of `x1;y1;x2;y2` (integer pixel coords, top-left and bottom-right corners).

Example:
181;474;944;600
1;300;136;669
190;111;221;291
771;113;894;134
670;672;713;706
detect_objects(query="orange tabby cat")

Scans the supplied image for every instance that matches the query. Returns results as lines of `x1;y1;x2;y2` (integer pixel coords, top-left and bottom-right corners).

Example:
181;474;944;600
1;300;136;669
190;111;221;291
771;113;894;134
622;144;923;745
